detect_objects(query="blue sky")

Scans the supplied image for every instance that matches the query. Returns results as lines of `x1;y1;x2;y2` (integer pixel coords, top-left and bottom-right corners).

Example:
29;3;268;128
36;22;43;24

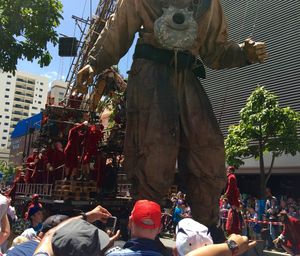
17;0;135;86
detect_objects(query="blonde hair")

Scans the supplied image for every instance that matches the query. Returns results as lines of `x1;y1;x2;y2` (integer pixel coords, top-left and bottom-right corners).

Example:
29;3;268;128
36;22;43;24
12;236;29;246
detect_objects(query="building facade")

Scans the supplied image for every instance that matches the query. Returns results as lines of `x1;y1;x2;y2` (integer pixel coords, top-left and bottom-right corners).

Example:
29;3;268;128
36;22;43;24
0;70;48;163
202;1;300;196
47;80;68;106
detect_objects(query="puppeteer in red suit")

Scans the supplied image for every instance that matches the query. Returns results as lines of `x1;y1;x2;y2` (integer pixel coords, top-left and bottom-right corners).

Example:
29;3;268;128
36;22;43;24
25;149;39;183
64;122;87;179
47;142;65;183
225;166;241;235
81;123;104;179
273;210;300;255
32;148;48;184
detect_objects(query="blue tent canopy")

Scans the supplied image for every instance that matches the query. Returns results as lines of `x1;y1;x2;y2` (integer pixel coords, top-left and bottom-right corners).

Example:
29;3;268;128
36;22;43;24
11;112;42;138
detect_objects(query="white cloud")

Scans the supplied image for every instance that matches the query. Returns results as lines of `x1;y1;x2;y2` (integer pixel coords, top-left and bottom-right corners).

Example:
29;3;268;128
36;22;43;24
42;71;58;82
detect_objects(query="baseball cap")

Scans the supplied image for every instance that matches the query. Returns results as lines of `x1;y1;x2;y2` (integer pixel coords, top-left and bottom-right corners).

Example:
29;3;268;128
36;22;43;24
176;218;213;256
131;200;161;229
52;219;110;256
28;206;42;219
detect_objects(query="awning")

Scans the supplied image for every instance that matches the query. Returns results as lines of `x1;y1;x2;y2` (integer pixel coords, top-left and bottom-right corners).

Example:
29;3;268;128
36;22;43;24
11;112;42;138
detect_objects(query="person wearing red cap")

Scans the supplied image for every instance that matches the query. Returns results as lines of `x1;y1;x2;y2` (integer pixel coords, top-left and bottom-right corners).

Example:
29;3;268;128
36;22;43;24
107;200;164;256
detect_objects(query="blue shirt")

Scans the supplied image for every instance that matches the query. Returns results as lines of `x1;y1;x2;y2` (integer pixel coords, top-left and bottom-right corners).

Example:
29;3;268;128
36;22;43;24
6;240;39;256
172;207;183;224
106;238;163;256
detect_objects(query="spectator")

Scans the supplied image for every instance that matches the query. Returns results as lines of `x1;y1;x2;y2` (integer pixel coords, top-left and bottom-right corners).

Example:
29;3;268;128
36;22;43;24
0;194;10;254
273;210;300;255
173;200;186;227
174;218;213;256
265;188;277;211
287;205;297;218
107;200;163;255
279;199;288;212
6;215;68;256
219;197;230;232
24;206;115;256
26;207;43;233
247;207;261;240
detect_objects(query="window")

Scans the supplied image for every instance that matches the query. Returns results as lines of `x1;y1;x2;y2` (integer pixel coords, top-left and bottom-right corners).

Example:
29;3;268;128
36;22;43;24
5;102;10;105
0;115;2;118
6;82;11;85
5;95;9;98
59;92;64;96
38;101;41;104
40;82;44;85
7;75;12;78
39;89;43;92
39;95;42;98
5;116;9;118
4;109;9;112
32;106;38;110
1;144;6;147
2;137;7;140
3;129;8;133
4;123;9;125
5;88;10;91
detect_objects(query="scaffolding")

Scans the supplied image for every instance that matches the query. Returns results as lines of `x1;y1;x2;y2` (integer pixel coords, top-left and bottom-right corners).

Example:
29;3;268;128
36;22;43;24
64;0;118;102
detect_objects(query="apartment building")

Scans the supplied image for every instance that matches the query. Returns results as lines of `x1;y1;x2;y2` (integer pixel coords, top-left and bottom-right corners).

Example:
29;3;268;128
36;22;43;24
47;80;68;106
0;70;48;163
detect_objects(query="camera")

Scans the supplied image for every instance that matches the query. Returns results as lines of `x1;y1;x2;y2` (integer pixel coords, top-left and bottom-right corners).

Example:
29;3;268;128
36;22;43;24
105;216;117;234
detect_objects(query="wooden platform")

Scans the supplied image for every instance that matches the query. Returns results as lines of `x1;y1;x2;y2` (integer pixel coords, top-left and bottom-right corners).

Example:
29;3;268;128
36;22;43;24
54;180;97;200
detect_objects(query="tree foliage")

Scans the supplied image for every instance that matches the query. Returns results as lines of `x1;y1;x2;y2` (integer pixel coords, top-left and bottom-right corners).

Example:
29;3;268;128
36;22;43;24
225;86;300;198
0;0;63;73
0;161;15;183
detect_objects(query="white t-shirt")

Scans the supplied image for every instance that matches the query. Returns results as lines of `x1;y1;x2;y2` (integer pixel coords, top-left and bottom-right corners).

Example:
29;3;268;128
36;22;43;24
0;194;8;221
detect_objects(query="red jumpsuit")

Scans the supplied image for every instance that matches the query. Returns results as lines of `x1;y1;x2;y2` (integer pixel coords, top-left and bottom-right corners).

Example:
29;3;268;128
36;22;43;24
225;172;241;235
25;153;38;183
281;216;300;254
32;154;48;184
64;123;85;170
47;147;65;183
82;125;103;164
225;173;240;208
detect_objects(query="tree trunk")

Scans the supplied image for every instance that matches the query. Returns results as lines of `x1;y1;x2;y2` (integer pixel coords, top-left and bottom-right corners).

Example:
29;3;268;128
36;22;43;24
259;141;265;199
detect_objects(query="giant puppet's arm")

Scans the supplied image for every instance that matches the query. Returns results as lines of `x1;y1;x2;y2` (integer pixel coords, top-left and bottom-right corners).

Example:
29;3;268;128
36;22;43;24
200;0;267;69
87;0;142;74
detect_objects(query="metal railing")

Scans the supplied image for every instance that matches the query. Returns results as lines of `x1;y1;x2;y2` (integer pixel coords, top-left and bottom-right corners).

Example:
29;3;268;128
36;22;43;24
16;183;53;197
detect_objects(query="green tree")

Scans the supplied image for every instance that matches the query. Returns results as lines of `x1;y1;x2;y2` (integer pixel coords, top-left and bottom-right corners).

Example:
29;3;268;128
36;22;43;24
225;86;300;199
0;0;63;73
0;161;15;183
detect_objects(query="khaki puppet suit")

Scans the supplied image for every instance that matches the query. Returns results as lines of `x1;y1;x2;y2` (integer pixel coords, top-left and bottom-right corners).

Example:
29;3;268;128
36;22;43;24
85;0;262;226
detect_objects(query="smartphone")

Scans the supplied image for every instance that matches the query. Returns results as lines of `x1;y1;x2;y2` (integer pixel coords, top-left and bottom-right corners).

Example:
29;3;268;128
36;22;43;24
105;216;117;233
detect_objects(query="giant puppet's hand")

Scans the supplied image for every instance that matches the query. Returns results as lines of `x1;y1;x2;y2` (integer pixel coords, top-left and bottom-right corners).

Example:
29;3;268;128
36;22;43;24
76;64;95;94
240;38;268;64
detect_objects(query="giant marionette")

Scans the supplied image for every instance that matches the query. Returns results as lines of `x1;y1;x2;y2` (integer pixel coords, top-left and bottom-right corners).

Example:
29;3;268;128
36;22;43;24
76;0;268;236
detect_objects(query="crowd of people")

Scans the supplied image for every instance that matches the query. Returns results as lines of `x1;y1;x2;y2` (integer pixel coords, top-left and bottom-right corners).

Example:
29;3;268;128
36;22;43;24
158;167;300;256
1;193;257;256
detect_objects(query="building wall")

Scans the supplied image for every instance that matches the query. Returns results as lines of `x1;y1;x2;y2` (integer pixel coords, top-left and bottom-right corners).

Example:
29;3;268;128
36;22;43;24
48;80;67;105
202;0;300;174
0;70;48;163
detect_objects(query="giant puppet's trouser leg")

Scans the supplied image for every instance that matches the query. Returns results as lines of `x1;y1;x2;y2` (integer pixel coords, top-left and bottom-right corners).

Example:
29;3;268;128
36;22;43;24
177;71;226;227
124;59;179;204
